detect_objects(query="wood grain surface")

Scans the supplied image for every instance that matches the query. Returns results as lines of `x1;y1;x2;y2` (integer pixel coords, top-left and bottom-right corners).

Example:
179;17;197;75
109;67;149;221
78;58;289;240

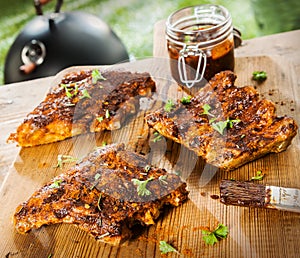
0;53;299;258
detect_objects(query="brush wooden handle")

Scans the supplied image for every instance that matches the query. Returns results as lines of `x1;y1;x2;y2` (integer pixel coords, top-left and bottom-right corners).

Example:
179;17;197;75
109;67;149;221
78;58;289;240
220;179;300;213
220;180;267;208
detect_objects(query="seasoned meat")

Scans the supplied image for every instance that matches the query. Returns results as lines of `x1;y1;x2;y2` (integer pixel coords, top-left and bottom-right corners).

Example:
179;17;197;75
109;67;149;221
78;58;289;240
13;144;188;245
8;69;156;147
145;71;297;171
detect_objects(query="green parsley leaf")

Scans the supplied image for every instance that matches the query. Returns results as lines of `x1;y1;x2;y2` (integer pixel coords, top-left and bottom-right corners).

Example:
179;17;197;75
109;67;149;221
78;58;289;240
97;116;104;122
159;175;168;185
79;89;91;99
55;154;78;168
201;104;214;116
61;83;79;98
164;99;175;112
92;69;106;84
214;224;229;239
251;170;265;181
202;224;229;245
202;231;218;245
131;177;154;196
211;118;241;135
181;95;192;104
152;131;163;142
252;71;267;81
159;240;179;255
49;179;62;189
211;120;228;135
227;119;241;128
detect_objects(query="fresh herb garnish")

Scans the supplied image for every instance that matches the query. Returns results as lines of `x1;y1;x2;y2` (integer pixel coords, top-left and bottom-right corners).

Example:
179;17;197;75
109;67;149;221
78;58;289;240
55;154;78;168
49;179;62;189
211;118;241;135
96;116;104;123
131;177;154;196
79;89;91;99
164;99;175;112
252;71;267;81
181;95;192;104
227;118;241;128
211;121;228;135
152;131;163;142
251;170;265;181
202;224;229;245
92;69;106;84
201;104;214;116
61;83;79;98
159;175;168;185
159;240;180;255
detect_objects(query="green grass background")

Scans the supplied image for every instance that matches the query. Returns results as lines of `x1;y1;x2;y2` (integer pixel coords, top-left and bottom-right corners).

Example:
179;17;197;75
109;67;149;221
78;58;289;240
0;0;299;84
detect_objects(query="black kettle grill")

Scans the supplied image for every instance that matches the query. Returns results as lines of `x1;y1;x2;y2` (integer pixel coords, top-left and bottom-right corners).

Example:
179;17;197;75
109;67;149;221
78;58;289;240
4;0;129;84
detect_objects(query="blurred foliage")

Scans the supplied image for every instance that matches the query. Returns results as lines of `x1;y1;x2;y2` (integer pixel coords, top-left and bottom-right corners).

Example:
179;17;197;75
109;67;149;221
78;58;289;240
0;0;298;84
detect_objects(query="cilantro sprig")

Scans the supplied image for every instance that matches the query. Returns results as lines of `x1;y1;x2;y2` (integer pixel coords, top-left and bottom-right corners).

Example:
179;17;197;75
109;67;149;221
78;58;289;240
79;89;91;99
49;179;63;189
159;240;180;255
201;104;214;116
131;177;154;196
251;170;265;181
211;118;241;135
152;131;163;142
92;69;106;84
202;224;229;245
55;154;78;169
181;95;192;104
164;99;175;112
252;71;267;81
60;83;79;98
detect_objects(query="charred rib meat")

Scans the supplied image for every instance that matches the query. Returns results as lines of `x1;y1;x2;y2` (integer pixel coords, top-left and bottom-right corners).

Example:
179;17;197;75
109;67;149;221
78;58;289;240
8;69;156;147
145;71;297;170
13;144;188;245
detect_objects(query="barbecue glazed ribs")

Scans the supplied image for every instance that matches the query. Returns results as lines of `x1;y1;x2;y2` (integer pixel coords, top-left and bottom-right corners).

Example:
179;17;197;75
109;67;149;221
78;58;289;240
13;144;188;245
8;69;156;147
145;71;297;171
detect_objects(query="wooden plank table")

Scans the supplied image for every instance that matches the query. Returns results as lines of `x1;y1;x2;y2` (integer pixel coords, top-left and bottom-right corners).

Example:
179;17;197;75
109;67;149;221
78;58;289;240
0;22;299;257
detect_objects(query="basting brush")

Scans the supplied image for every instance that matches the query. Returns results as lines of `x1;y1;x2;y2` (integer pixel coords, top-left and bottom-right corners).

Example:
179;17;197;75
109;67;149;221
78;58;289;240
220;179;300;213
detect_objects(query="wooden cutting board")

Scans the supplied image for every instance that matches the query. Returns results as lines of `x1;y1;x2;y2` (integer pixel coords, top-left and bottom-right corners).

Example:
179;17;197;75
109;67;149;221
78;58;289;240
0;55;299;258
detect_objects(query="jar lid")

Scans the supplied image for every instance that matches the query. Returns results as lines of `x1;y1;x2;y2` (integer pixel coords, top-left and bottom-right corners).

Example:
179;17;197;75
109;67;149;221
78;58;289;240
166;5;232;47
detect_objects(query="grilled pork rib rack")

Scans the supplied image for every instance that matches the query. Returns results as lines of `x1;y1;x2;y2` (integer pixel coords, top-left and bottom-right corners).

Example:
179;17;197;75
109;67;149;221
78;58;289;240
145;71;297;171
13;144;188;245
8;69;156;147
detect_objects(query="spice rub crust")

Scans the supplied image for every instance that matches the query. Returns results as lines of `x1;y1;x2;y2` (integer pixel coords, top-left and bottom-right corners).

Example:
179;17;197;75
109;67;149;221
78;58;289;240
8;69;156;147
13;144;188;245
145;71;298;170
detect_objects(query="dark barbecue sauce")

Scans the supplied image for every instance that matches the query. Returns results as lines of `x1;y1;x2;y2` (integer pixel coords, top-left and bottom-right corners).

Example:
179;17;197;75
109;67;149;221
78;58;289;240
167;24;235;87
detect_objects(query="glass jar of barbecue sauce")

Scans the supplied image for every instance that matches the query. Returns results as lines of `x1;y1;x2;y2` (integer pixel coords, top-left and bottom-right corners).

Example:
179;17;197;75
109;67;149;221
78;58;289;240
166;5;235;88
